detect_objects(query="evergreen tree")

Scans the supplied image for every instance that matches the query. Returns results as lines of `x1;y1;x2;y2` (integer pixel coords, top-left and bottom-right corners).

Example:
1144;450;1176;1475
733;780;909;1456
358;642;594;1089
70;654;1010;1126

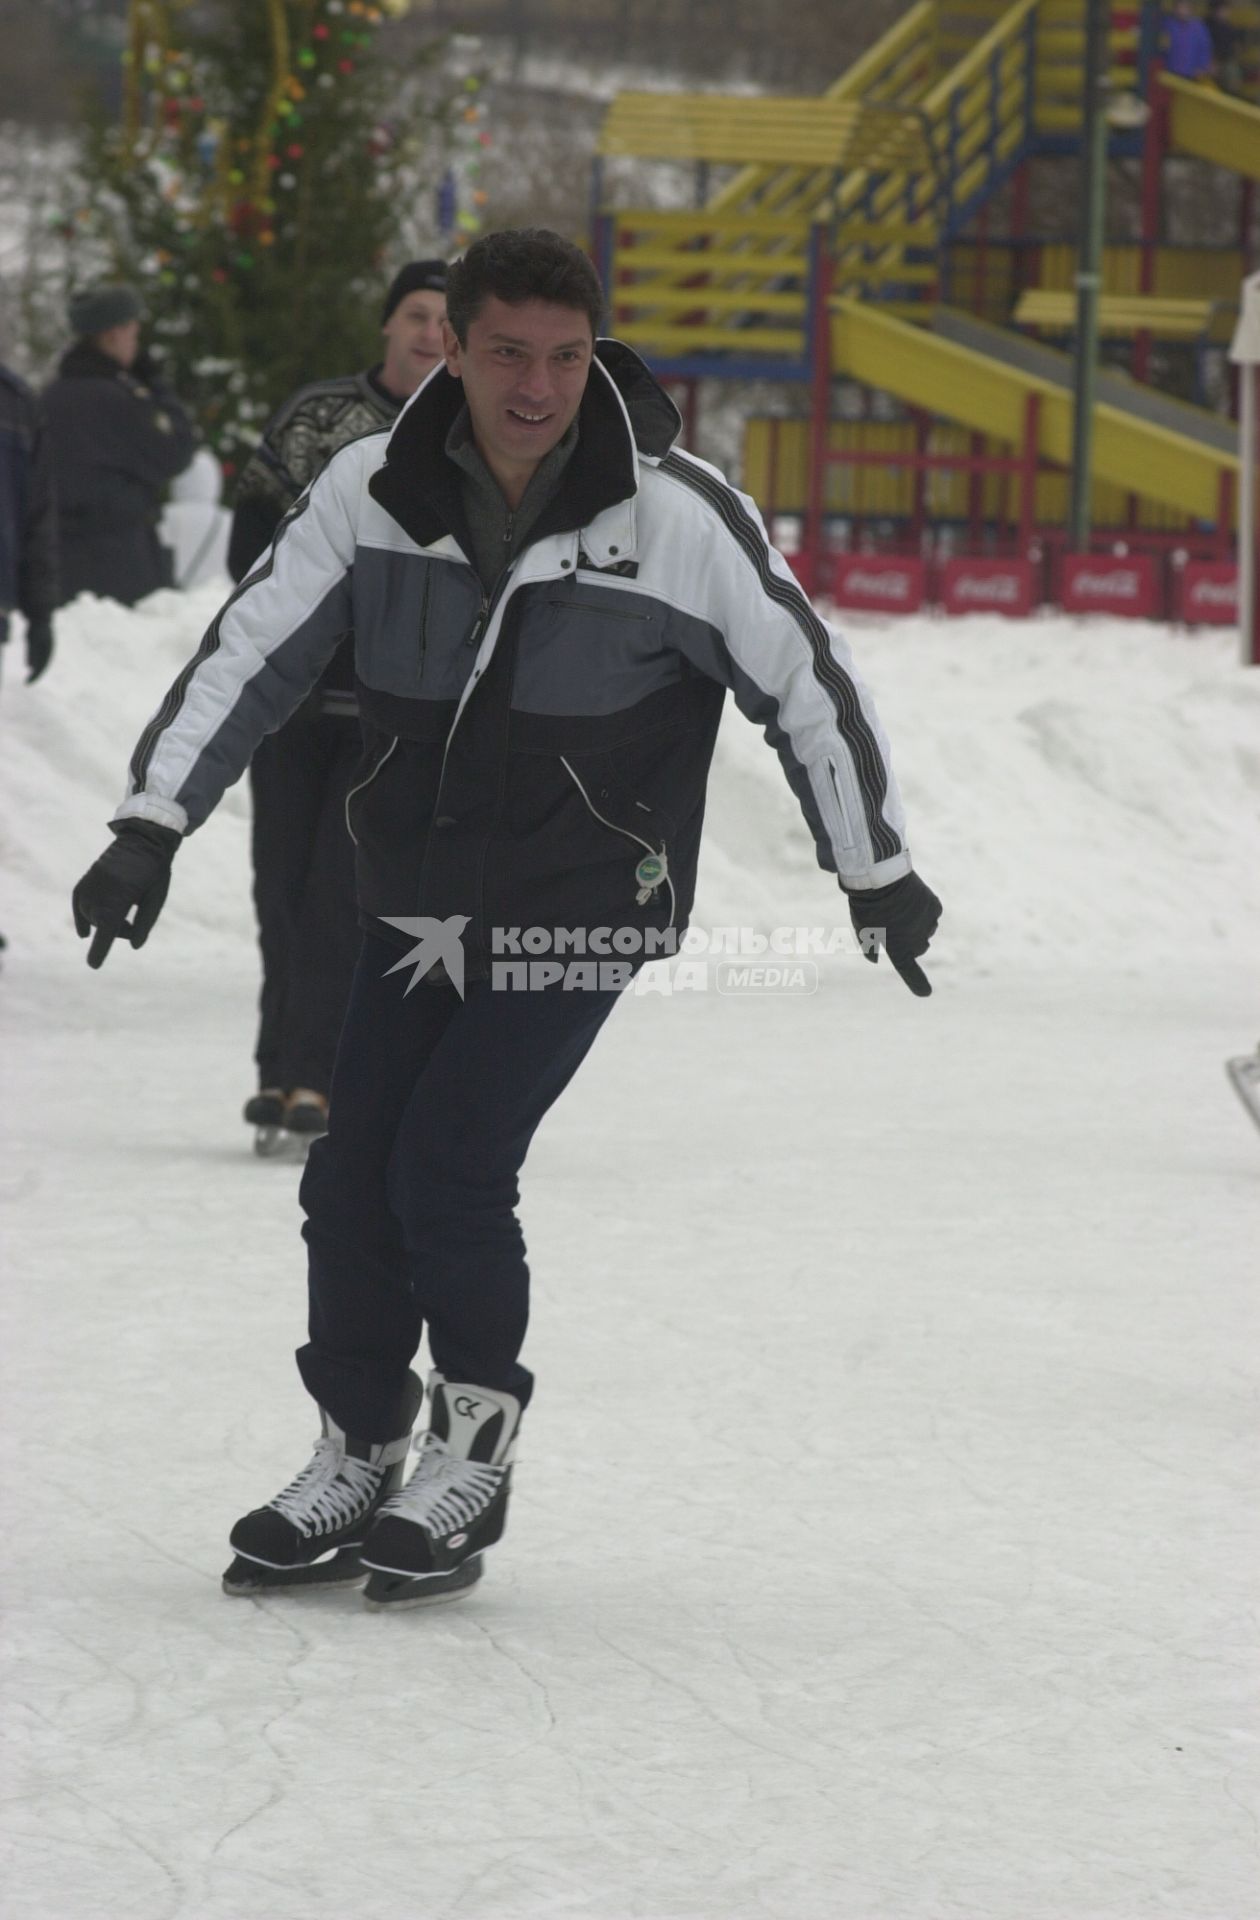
66;0;457;485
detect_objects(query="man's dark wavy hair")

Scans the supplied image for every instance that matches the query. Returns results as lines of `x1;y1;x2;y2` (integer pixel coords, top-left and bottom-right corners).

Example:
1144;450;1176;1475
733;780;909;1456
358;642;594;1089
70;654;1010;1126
445;228;605;346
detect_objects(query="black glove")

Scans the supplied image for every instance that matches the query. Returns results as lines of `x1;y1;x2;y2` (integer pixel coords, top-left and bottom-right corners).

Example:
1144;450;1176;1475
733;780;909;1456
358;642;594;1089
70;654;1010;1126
72;820;181;969
25;617;53;684
848;871;942;998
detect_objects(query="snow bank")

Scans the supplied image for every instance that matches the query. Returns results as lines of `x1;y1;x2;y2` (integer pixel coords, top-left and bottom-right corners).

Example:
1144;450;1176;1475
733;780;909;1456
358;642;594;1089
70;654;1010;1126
2;584;1258;973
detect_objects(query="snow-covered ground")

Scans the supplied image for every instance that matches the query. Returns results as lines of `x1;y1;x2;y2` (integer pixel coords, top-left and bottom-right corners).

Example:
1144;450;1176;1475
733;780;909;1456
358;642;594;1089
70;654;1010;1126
2;586;1258;1920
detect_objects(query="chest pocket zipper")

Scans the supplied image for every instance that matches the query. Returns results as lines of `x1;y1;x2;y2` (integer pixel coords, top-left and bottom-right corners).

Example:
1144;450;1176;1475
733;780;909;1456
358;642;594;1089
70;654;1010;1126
344;736;398;846
560;756;676;925
546;597;652;624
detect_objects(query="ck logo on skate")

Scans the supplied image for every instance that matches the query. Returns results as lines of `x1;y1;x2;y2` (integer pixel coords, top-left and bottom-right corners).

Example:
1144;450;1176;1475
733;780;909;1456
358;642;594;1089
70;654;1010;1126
378;915;471;996
453;1396;482;1418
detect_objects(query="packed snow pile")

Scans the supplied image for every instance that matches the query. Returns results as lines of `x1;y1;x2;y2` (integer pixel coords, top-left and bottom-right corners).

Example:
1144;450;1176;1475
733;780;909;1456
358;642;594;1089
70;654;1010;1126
2;582;1259;973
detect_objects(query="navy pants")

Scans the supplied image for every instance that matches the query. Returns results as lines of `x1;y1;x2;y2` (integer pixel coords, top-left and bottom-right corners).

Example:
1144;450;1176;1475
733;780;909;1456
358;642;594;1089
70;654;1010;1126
249;705;361;1094
296;935;625;1439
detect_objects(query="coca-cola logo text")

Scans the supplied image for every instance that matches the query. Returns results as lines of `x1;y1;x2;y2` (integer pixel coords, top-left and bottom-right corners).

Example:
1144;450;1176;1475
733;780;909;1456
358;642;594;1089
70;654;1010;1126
1187;579;1237;609
1070;570;1140;599
841;569;913;600
951;574;1022;604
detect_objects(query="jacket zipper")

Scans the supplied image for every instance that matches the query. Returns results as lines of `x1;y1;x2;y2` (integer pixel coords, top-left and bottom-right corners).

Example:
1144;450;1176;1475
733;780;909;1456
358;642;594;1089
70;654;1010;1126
344;735;398;846
417;566;431;677
560;756;676;926
424;565;517;903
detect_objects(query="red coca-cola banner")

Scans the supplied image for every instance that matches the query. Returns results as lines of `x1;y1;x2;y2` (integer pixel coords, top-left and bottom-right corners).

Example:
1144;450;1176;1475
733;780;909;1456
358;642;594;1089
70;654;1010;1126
831;554;927;614
1061;553;1159;618
1177;562;1238;627
939;557;1037;618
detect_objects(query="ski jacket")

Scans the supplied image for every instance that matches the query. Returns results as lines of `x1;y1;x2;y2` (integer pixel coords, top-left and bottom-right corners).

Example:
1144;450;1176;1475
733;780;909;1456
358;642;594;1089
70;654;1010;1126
42;343;195;606
1164;14;1214;76
0;364;58;646
115;340;911;970
228;367;402;715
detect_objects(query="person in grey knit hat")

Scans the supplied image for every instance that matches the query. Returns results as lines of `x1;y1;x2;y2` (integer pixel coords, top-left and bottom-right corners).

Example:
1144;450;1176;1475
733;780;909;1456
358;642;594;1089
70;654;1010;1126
41;282;194;605
67;285;145;339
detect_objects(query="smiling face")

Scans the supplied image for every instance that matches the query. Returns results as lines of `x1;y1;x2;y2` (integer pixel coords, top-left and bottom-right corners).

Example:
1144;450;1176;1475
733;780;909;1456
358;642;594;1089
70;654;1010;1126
380;289;447;398
442;296;594;508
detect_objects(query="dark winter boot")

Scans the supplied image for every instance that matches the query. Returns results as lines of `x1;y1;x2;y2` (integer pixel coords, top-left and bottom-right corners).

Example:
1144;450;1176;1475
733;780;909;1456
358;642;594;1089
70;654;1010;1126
243;1088;285;1129
360;1375;521;1610
222;1374;424;1595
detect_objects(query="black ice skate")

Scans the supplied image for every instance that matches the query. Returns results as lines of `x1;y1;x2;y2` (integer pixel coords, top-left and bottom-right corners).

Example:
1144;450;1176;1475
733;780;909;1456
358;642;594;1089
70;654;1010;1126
223;1377;423;1596
244;1088;287;1158
360;1376;521;1610
1226;1046;1260;1137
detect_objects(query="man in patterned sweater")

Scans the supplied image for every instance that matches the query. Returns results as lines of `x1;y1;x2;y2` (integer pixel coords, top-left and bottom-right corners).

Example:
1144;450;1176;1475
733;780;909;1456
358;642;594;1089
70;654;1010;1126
228;260;447;1145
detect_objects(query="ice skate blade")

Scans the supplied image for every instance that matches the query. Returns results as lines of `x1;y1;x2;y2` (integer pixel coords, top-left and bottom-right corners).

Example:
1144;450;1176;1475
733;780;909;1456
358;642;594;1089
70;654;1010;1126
362;1556;484;1611
1226;1055;1260;1134
221;1549;366;1595
252;1126;289;1159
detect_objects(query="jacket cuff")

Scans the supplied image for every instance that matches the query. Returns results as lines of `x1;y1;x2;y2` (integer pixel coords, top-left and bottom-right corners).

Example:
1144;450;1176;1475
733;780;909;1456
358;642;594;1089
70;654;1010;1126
838;850;913;892
113;793;189;836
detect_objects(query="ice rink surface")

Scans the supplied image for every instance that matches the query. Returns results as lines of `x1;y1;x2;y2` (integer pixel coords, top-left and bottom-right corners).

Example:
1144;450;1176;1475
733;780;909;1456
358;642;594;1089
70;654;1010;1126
2;589;1258;1919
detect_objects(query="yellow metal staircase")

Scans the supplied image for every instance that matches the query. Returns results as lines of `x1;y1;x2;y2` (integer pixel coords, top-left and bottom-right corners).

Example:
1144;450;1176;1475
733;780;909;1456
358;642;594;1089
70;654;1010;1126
593;0;1181;369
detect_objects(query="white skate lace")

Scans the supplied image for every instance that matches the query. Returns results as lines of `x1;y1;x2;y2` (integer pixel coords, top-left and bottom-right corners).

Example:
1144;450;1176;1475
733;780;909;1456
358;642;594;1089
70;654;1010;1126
379;1433;503;1536
270;1437;383;1538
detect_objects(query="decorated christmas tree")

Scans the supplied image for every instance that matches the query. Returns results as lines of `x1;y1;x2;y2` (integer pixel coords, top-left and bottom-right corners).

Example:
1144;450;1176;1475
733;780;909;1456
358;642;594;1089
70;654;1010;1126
62;0;478;487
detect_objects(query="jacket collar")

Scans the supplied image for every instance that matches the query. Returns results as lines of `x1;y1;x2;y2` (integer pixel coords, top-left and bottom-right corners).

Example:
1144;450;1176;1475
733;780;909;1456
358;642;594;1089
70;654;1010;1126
58;342;128;383
367;338;680;564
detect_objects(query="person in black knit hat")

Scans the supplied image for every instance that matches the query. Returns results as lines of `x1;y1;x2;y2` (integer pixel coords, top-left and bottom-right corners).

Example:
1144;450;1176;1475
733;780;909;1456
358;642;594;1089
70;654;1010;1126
228;259;448;1150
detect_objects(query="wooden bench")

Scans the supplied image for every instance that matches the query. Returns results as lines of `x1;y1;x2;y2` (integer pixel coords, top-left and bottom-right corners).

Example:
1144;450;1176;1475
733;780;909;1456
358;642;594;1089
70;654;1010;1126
1013;290;1223;339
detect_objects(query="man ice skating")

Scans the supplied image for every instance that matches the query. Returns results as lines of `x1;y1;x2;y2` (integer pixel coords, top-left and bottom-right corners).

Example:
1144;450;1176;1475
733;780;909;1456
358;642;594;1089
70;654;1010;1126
71;228;941;1610
228;260;449;1147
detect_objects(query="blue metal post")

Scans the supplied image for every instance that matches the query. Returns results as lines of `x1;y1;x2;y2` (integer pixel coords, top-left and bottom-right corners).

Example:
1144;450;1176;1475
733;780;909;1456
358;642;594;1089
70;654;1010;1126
940;90;961;302
1023;8;1037;148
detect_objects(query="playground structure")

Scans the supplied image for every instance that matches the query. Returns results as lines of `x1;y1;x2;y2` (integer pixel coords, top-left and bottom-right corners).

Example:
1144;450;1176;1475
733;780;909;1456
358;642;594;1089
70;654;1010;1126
591;0;1259;625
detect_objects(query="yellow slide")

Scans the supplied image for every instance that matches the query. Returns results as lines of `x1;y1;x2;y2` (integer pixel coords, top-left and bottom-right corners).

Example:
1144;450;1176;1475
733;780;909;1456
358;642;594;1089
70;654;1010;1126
1160;73;1260;183
829;300;1238;522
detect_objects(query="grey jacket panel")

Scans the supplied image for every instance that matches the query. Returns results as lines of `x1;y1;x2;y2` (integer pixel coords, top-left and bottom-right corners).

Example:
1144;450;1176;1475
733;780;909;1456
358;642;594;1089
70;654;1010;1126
511;577;693;718
351;543;482;702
